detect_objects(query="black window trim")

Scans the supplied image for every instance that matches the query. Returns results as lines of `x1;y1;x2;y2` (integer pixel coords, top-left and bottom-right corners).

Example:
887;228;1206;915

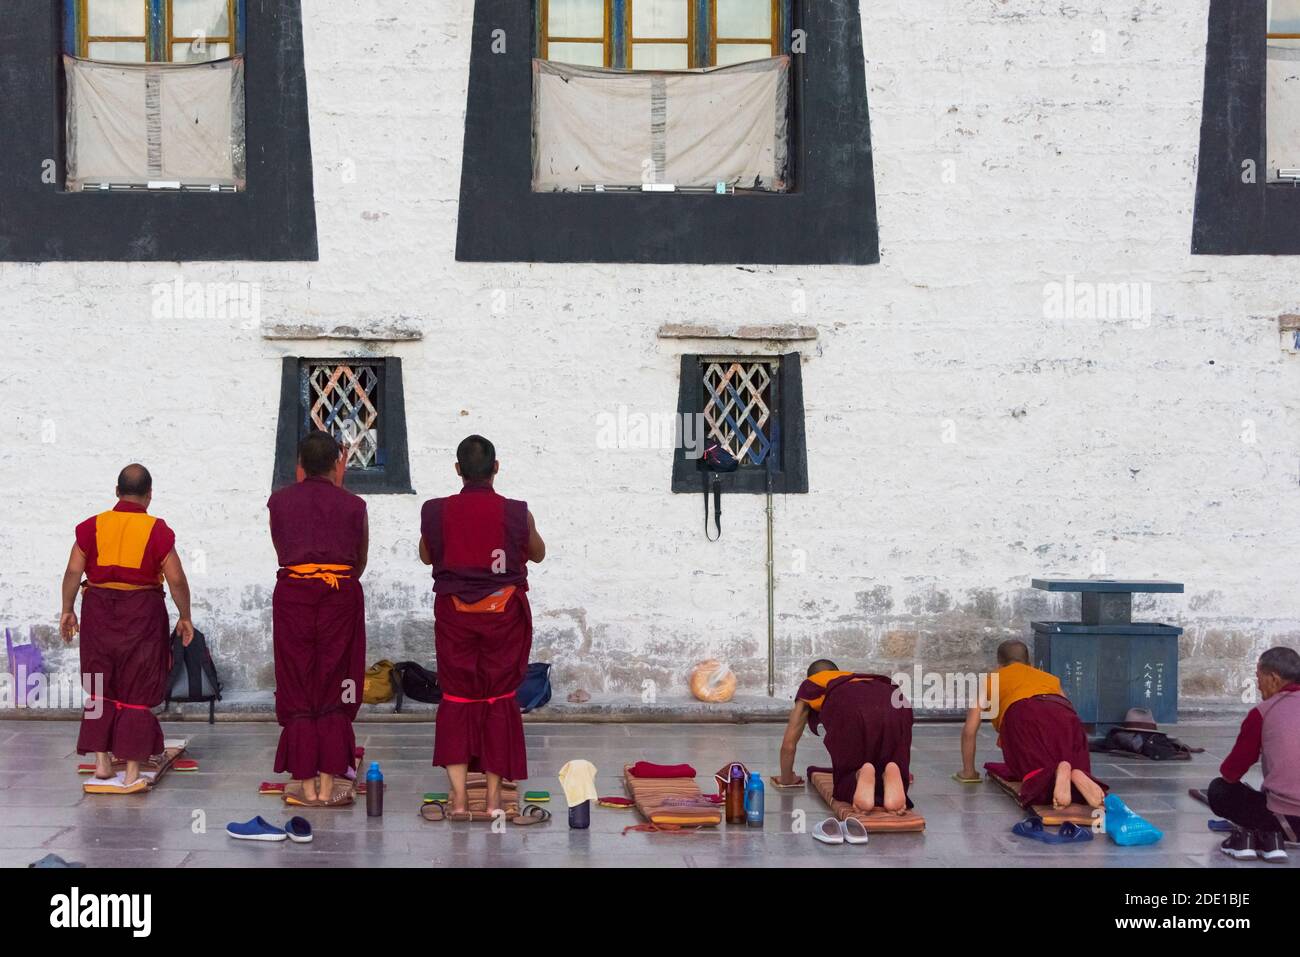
458;0;878;265
0;0;317;262
670;351;808;495
273;356;414;496
1192;0;1300;255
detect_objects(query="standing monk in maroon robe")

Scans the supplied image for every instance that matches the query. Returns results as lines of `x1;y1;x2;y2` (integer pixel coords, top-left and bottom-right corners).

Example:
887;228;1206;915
59;464;195;791
267;431;369;805
419;435;546;818
775;660;914;813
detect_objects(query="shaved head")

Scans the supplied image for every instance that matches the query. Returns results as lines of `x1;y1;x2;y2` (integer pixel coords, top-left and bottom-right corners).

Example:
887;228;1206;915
457;434;496;480
997;640;1030;666
807;658;838;677
116;463;152;498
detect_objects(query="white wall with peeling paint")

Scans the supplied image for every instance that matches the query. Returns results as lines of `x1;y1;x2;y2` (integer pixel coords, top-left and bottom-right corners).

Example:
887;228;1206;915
1;0;1298;708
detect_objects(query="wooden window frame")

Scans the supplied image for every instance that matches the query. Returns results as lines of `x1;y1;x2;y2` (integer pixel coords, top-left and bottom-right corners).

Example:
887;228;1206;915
167;0;238;62
74;0;241;62
538;0;787;69
539;0;613;67
709;0;780;65
626;0;696;69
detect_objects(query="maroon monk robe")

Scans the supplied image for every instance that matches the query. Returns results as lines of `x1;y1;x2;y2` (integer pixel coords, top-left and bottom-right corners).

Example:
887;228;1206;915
267;476;368;780
73;502;176;762
421;483;532;781
798;674;914;808
999;695;1108;808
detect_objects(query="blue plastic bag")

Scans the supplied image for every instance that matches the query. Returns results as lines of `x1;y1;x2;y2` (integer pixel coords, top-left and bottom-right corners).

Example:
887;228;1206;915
1104;793;1163;846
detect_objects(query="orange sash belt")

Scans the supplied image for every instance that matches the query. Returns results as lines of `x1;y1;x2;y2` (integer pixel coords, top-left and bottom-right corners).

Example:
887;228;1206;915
451;585;516;613
284;563;352;590
81;580;160;592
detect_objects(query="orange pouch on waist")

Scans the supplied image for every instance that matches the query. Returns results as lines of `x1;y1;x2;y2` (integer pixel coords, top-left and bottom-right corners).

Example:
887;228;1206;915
452;586;517;613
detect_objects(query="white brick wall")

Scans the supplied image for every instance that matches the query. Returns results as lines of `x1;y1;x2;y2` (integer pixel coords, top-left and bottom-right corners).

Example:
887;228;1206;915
1;1;1297;705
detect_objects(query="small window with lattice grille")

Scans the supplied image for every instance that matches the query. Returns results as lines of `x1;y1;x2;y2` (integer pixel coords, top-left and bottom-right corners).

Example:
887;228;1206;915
305;363;383;470
273;357;413;495
701;358;777;468
672;352;808;494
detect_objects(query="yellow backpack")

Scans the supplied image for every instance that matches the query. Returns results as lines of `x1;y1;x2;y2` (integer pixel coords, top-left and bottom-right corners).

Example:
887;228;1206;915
363;660;398;704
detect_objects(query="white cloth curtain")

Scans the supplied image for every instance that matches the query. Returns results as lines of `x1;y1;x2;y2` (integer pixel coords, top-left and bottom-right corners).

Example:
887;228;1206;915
64;55;245;189
532;56;790;191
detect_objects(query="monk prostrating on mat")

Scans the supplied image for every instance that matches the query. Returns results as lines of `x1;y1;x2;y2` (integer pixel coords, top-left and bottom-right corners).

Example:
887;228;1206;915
59;464;195;790
959;639;1107;810
267;431;369;805
775;660;914;814
420;435;545;818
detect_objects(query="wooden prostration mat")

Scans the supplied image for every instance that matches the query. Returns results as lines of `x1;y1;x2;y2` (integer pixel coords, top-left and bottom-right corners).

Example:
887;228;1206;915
624;765;722;827
985;767;1099;826
807;768;925;832
82;740;188;795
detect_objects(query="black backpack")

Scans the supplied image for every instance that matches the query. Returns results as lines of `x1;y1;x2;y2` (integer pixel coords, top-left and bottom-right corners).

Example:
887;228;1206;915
393;661;442;713
164;627;223;724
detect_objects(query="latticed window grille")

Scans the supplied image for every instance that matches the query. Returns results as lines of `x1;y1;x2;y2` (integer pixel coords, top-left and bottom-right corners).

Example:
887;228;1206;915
306;363;381;470
701;358;776;466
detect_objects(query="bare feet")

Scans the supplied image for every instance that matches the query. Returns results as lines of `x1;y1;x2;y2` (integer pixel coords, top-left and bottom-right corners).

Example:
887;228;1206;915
1071;769;1105;808
449;786;469;817
94;753;114;780
882;762;908;814
319;772;335;804
853;763;877;812
123;760;142;787
301;777;319;803
1052;761;1073;808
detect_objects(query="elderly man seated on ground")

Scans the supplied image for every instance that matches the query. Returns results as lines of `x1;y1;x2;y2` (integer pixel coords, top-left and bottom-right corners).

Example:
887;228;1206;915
1209;647;1300;863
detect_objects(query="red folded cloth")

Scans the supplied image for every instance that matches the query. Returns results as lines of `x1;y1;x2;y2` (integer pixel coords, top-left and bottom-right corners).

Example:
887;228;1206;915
629;761;697;779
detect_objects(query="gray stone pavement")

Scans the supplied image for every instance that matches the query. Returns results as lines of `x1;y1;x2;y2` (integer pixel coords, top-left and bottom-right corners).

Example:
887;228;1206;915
0;717;1293;868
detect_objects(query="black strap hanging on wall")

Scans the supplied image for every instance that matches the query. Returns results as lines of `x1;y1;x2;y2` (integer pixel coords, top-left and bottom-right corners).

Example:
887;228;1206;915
699;443;738;541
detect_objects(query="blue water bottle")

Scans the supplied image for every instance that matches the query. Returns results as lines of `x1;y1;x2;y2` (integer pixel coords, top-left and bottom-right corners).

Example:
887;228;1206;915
366;762;384;817
744;772;764;827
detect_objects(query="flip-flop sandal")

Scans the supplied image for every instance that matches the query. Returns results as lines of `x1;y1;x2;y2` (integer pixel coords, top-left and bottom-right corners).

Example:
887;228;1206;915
511;804;552;826
842;817;870;845
768;777;804;790
447;810;474;823
952;772;982;784
420;802;448;822
812;817;845;845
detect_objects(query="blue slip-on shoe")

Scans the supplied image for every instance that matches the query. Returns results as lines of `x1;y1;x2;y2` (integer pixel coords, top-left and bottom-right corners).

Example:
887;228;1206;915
284;816;313;844
1012;816;1069;845
1208;819;1234;832
226;816;288;842
1056;822;1094;843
